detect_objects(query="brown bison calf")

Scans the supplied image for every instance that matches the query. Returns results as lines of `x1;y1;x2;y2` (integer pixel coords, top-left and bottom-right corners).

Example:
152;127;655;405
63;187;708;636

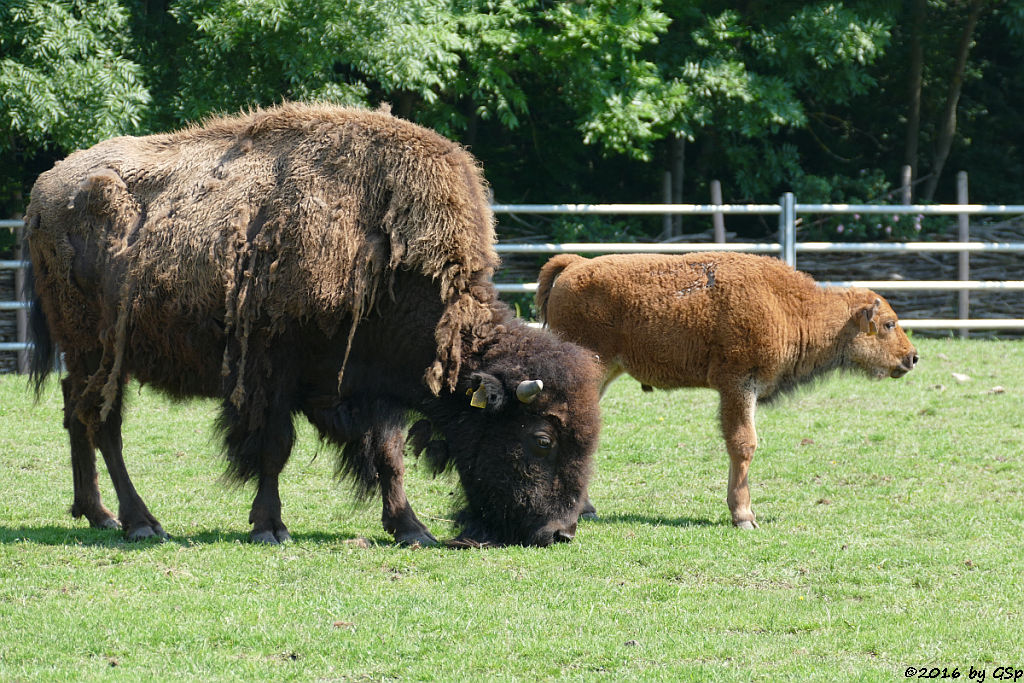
536;252;918;528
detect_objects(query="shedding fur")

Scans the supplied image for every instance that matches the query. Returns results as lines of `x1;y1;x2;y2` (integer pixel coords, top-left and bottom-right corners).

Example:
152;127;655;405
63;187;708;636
27;103;498;431
25;104;602;547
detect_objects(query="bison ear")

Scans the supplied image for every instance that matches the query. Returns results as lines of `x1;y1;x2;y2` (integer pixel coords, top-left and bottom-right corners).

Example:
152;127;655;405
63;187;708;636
857;298;882;336
468;372;506;411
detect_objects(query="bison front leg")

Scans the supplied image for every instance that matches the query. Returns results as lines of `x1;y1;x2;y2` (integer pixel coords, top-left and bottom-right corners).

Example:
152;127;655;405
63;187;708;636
375;425;438;547
305;401;436;546
219;399;297;544
719;389;759;529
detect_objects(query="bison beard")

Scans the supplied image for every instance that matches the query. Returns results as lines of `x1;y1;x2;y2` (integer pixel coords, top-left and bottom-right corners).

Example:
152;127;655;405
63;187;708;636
24;103;601;547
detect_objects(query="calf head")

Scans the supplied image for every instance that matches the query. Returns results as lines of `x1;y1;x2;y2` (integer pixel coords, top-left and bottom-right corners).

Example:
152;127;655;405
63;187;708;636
847;293;918;379
415;327;602;547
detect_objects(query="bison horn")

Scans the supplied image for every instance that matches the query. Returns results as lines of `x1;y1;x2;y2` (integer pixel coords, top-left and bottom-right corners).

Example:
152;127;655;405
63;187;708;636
516;379;544;404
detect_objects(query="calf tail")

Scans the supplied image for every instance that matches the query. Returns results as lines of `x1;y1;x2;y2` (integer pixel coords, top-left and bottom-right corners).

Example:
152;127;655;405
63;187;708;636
23;261;56;398
535;253;585;325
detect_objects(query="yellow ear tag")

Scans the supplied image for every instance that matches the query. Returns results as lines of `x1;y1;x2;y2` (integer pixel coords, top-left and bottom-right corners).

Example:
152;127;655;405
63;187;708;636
470;385;488;409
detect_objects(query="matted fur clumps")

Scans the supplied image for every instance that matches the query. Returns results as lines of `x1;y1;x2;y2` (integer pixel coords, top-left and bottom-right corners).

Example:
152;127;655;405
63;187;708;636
26;103;498;428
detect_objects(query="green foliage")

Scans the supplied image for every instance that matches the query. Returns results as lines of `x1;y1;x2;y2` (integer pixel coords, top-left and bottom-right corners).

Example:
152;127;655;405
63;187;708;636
794;169;940;241
165;0;466;122
1;0;1022;223
0;0;150;151
0;227;15;257
654;2;895;201
1;338;1023;678
547;216;643;243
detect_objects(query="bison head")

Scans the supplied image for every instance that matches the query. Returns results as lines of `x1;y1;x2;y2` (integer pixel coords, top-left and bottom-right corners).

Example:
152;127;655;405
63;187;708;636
414;325;602;547
847;293;918;379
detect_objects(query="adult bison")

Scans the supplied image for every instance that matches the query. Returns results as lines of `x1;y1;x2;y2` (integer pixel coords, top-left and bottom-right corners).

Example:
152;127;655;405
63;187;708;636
536;251;917;529
25;103;601;547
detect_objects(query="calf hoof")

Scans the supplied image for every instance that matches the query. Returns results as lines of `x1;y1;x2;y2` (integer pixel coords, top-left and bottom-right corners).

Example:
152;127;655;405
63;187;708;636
733;519;759;530
250;528;291;545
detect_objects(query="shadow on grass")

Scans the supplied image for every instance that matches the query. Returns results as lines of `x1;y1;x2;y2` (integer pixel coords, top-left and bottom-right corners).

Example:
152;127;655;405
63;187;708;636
583;513;722;529
0;525;403;549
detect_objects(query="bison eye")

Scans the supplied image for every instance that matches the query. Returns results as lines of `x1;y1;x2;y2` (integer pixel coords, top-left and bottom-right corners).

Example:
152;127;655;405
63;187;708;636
533;433;554;451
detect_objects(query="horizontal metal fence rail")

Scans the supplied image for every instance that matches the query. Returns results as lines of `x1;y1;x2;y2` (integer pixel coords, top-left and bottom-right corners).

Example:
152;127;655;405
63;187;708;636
0;221;29;367
492;201;1024;331
3;199;1024;368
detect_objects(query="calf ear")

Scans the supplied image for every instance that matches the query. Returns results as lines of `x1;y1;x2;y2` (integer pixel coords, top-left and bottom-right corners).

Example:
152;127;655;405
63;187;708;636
468;372;507;411
857;298;882;335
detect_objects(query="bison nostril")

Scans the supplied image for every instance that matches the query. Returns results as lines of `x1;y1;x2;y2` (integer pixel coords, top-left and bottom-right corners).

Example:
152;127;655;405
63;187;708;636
554;522;577;544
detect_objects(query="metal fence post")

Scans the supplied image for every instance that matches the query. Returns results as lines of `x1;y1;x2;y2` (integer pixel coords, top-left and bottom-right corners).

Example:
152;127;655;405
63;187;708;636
711;180;725;243
957;172;970;339
778;192;796;267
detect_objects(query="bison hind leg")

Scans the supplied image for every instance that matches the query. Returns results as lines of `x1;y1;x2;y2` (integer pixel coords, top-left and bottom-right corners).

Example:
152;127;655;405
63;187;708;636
62;368;167;541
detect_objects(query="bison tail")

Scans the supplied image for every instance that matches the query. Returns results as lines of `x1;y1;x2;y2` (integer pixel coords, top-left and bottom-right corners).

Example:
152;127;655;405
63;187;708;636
535;253;585;325
23;262;56;398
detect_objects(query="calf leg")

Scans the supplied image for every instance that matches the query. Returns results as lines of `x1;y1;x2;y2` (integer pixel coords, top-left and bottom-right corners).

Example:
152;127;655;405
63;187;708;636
719;388;759;529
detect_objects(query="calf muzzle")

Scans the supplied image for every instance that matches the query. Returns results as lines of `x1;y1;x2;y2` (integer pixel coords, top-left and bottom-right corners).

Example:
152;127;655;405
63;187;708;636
891;351;919;378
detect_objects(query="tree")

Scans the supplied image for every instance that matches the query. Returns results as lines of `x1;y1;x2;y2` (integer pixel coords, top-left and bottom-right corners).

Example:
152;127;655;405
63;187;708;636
0;0;150;214
647;2;895;205
920;0;986;201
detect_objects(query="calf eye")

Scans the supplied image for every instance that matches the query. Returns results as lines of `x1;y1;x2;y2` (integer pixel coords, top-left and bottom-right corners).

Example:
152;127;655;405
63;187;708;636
884;321;896;331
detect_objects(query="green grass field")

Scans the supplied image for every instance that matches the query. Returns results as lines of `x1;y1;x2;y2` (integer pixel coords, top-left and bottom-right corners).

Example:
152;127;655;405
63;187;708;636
1;337;1022;681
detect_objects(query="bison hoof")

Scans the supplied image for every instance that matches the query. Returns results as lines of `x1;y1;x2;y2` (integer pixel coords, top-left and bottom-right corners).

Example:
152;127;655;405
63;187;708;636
96;517;122;530
250;528;291;545
580;500;598;521
395;529;438;547
127;524;168;541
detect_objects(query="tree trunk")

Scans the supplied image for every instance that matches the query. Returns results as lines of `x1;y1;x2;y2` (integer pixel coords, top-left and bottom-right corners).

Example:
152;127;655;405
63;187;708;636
671;135;684;235
903;0;925;200
922;0;986;202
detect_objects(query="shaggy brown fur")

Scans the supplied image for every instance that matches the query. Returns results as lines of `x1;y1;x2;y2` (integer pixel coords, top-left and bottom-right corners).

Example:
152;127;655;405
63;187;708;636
28;103;496;430
25;103;602;547
537;252;918;528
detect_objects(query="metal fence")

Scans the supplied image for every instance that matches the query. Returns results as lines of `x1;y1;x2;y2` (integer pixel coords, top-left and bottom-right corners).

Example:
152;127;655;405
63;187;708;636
3;196;1024;370
491;195;1024;331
